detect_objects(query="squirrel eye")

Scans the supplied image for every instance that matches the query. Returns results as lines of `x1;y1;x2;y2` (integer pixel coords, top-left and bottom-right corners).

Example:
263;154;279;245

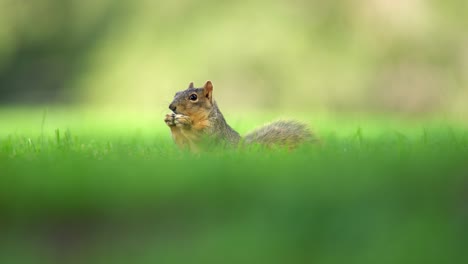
189;94;198;101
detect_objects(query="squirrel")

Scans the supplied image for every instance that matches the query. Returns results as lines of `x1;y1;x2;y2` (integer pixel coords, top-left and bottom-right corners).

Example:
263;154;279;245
164;81;314;151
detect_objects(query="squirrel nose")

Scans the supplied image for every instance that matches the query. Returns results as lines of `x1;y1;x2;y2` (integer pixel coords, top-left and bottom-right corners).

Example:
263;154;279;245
169;104;177;112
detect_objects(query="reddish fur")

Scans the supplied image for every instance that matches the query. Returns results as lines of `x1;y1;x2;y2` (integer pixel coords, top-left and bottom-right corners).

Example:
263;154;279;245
186;109;210;131
169;110;210;151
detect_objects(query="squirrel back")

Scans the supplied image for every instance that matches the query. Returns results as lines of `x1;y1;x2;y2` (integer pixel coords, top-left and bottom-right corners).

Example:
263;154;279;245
164;81;314;151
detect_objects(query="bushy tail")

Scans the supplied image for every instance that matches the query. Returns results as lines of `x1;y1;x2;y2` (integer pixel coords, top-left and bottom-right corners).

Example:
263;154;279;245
243;120;314;148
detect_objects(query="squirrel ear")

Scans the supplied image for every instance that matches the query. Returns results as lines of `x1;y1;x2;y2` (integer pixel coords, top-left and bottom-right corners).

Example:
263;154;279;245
203;80;213;103
188;82;194;89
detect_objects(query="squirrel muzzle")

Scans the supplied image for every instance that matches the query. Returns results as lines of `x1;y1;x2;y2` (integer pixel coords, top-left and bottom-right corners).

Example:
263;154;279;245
169;103;177;113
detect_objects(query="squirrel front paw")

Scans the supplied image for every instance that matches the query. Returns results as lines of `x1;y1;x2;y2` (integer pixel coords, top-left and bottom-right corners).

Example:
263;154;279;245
164;113;176;126
174;114;192;128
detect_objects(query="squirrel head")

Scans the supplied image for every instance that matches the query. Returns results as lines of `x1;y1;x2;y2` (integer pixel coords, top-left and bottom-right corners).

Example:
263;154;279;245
168;81;214;116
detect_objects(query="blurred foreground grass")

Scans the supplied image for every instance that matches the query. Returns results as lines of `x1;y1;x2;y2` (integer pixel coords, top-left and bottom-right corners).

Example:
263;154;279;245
1;108;468;263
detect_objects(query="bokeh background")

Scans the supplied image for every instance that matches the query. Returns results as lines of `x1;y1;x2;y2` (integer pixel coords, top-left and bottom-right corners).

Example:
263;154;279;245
1;0;467;117
2;2;468;263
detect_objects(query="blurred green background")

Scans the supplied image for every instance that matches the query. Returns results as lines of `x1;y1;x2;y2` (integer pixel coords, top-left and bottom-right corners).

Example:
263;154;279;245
1;1;468;264
1;0;467;117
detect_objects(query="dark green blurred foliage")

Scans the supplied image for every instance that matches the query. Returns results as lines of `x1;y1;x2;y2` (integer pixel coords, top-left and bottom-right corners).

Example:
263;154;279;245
0;0;128;103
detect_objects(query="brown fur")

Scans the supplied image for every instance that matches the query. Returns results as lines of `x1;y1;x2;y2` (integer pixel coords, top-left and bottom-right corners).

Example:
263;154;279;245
164;81;314;151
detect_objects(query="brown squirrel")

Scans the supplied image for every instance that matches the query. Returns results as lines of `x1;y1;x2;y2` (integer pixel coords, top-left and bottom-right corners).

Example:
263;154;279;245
164;81;314;151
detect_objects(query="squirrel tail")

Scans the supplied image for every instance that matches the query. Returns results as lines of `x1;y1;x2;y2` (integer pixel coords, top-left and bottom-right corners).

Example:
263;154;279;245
243;120;315;148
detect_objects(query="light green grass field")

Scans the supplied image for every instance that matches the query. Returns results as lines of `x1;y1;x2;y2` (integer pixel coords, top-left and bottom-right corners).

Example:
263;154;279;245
1;108;467;264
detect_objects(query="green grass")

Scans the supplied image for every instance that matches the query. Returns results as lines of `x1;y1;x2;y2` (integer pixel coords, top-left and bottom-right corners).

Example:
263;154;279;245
1;108;468;264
